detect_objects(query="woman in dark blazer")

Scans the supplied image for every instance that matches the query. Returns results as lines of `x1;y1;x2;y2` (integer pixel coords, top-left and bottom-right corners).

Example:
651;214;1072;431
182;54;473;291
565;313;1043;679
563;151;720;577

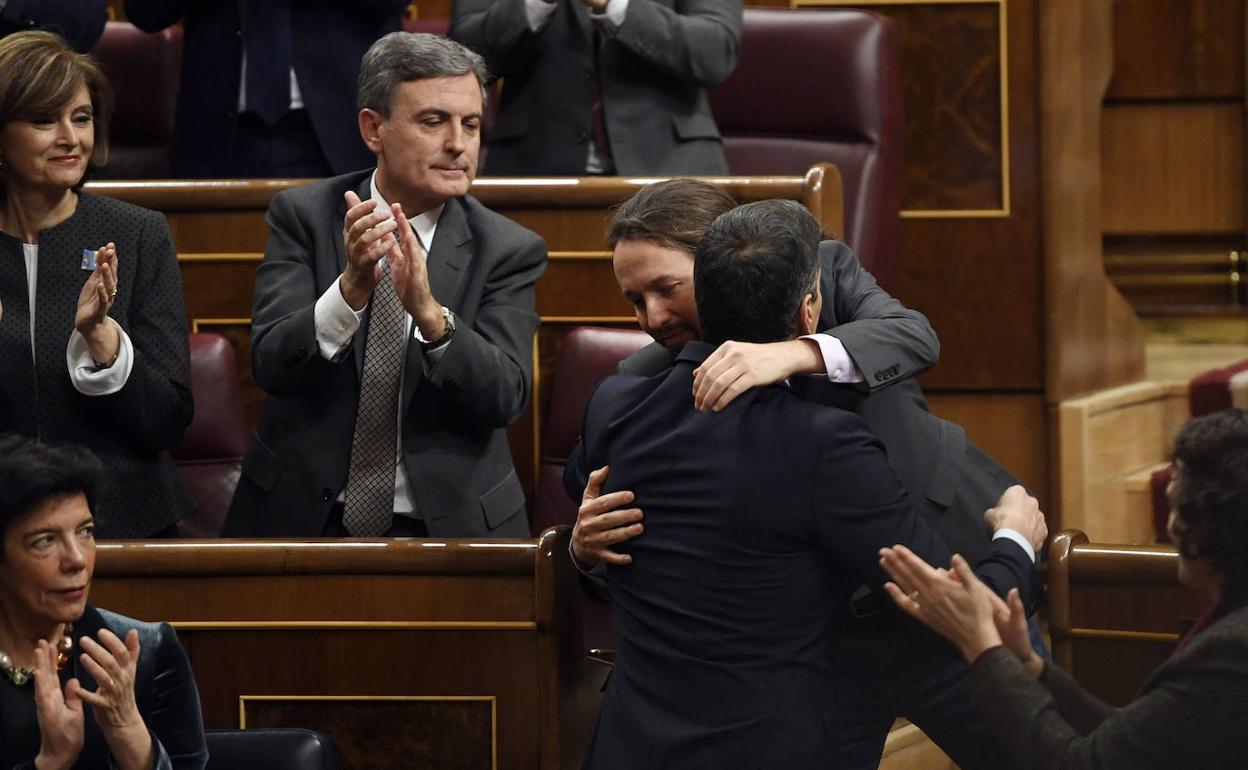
0;435;207;769
880;408;1248;769
0;31;192;538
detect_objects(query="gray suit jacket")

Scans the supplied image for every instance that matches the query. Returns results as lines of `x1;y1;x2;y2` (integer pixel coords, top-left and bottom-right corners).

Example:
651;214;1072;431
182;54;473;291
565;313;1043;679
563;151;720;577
970;601;1248;769
450;0;741;176
620;240;1019;567
224;171;547;537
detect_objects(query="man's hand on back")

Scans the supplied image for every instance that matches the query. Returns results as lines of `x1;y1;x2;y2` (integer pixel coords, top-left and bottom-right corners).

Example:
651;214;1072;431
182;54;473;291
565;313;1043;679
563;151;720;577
983;485;1048;553
572;466;644;569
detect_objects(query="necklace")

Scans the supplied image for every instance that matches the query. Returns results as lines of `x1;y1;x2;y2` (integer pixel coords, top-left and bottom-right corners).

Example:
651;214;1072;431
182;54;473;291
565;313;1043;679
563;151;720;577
0;624;74;686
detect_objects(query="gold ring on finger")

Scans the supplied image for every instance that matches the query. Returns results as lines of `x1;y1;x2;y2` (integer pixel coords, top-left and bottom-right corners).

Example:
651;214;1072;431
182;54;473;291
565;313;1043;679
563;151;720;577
908;590;921;605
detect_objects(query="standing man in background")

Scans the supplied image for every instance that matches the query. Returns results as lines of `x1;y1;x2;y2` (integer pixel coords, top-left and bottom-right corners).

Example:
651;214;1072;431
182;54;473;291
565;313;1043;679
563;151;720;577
125;0;407;178
224;33;546;538
450;0;741;176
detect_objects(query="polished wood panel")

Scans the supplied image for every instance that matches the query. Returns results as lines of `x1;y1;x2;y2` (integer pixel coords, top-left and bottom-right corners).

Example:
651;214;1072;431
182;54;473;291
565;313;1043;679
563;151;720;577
90;529;604;770
1102;104;1245;235
1040;0;1146;405
1108;0;1245;101
1048;531;1206;706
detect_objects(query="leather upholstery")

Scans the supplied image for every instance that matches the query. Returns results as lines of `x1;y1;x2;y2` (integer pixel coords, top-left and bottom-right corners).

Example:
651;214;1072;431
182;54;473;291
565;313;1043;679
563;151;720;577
172;333;248;537
205;729;341;770
90;22;182;179
532;326;651;651
709;8;904;288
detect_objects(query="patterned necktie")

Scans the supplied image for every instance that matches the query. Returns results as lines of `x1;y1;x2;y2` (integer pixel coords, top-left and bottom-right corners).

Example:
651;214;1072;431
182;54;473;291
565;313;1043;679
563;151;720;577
242;0;293;126
342;261;406;536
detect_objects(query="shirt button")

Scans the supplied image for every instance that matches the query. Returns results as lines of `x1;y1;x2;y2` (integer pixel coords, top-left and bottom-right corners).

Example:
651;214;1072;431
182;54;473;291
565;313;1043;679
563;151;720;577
832;369;844;379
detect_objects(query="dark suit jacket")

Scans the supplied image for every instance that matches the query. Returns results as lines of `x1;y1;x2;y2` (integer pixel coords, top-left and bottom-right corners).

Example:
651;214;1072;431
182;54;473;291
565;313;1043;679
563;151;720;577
0;0;106;50
621;239;1019;568
0;194;192;538
571;342;1034;769
970;599;1248;769
123;0;405;178
224;171;546;537
450;0;741;176
6;605;208;770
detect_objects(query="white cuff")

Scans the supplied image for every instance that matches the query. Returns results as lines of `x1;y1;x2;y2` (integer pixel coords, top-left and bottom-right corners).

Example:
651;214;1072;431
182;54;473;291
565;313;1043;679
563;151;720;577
592;0;629;29
992;528;1036;564
525;0;559;31
315;277;364;361
67;321;135;396
801;333;864;384
413;322;452;365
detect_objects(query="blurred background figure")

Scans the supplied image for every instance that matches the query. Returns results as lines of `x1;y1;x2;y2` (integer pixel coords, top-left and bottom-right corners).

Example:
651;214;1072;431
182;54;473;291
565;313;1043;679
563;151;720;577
124;0;408;178
0;0;106;52
0;31;192;538
880;408;1248;770
450;0;741;176
0;435;208;769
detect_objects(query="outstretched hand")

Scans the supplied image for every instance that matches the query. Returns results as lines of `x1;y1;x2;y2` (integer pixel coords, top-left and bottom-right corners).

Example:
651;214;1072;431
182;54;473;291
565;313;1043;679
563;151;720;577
572;466;643;569
878;546;1003;663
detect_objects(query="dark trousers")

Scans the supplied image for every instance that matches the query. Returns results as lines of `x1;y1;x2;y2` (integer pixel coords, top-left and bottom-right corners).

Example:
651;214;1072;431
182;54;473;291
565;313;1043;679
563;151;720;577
229;110;334;178
835;609;1009;770
321;502;429;537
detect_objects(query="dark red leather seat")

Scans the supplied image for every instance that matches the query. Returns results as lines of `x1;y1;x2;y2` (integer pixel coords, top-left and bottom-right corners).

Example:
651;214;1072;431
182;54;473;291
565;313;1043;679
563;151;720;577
91;21;182;179
710;8;904;288
171;333;248;537
532;326;651;650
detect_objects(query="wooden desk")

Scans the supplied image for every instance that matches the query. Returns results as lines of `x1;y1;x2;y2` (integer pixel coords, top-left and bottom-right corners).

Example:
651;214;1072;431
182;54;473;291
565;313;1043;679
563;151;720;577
1047;529;1206;706
90;527;604;769
83;167;844;514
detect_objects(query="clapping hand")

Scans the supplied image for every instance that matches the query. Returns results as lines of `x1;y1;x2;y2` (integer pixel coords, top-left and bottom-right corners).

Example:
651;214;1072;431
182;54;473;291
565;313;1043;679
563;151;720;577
339;191;399;311
33;640;85;770
76;629;153;770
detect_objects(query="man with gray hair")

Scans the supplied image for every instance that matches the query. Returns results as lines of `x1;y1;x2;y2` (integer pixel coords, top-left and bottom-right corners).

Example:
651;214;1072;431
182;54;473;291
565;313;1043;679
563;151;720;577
225;32;548;538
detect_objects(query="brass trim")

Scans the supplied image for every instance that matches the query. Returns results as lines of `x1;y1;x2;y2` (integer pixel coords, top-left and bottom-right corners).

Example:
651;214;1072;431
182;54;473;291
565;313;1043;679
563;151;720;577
1069;628;1180;643
531;331;542;490
170;620;537;631
240;694;498;769
190;317;252;333
177;253;262;263
792;0;1012;218
549;251;612;260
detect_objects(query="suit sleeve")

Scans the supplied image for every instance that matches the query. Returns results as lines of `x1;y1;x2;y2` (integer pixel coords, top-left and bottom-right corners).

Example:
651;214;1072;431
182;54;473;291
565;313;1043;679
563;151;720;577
420;233;546;428
608;0;742;87
97;213;193;454
819;240;940;392
122;0;190;32
146;623;209;770
810;417;1034;603
249;192;344;398
449;0;548;77
969;633;1248;770
2;0;107;50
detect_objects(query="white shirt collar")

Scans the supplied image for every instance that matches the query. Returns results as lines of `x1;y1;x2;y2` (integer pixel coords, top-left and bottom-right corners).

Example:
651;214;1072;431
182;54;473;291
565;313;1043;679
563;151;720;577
368;170;443;252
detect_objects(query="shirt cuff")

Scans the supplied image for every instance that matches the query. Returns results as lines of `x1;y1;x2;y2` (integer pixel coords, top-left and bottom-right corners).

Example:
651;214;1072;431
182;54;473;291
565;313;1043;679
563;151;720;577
525;0;559;31
67;321;134;396
992;528;1036;564
315;278;364;361
801;333;864;384
569;541;608;579
592;0;629;29
412;320;452;365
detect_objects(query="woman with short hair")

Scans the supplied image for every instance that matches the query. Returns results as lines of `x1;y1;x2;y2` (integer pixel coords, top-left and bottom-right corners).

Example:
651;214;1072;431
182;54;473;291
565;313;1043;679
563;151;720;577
0;433;208;769
880;408;1248;769
0;31;192;538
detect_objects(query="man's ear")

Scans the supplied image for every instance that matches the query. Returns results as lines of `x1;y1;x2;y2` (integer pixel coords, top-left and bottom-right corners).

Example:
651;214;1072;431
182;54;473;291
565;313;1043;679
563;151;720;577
795;292;819;337
358;109;384;154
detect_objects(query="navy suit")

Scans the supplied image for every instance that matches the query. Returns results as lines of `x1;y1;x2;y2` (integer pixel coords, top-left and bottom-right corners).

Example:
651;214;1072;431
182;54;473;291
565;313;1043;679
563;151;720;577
568;342;1035;769
124;0;405;178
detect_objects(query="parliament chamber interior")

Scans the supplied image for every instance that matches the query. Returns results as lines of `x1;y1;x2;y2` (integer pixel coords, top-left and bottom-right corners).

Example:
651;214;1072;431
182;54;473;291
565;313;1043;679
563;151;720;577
0;0;1244;767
